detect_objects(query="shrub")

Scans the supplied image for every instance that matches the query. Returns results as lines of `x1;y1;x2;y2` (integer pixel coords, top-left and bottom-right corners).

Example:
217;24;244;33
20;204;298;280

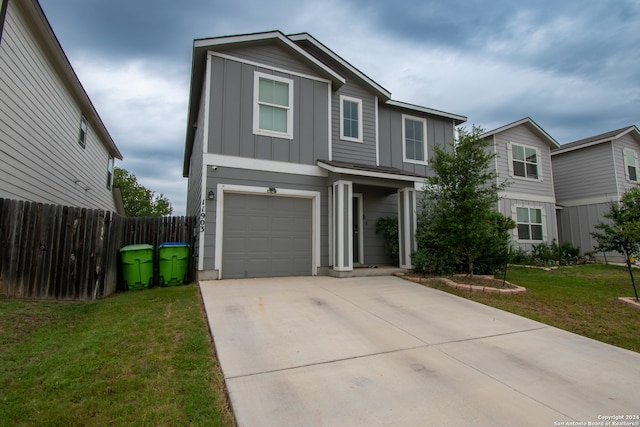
375;216;399;266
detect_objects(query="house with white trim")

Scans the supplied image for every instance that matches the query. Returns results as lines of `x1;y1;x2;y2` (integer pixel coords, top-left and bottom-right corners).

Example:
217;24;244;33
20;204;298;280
182;31;466;279
0;0;123;212
482;118;560;252
552;125;640;258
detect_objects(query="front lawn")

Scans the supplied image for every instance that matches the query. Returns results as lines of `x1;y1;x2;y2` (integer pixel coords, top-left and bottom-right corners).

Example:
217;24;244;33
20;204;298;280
425;264;640;353
0;285;235;426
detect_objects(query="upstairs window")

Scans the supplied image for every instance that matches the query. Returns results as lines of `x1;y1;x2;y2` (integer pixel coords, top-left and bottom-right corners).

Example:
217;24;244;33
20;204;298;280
403;115;427;164
516;207;543;241
511;143;539;179
624;148;638;182
340;95;362;142
78;114;88;148
253;72;293;139
107;157;114;189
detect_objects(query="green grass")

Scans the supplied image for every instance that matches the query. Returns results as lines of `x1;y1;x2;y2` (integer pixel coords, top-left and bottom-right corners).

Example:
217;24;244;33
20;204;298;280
426;264;640;353
0;285;235;427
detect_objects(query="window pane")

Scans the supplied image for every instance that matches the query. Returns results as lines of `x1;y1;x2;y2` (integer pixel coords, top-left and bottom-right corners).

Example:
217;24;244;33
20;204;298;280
405;119;424;161
531;225;543;240
517;224;530;240
259;105;288;133
530;208;542;224
343;101;359;138
513;161;526;177
259;78;288;107
630;166;637;181
525;147;537;164
526;162;538;179
512;145;524;161
517;207;529;223
626;150;635;166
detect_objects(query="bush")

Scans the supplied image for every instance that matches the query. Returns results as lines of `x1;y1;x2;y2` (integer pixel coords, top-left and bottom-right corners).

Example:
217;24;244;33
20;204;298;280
375;216;399;266
531;240;582;265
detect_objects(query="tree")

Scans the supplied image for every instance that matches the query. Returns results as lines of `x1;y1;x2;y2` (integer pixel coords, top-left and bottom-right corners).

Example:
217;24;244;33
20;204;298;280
592;186;640;301
113;167;172;217
414;125;511;276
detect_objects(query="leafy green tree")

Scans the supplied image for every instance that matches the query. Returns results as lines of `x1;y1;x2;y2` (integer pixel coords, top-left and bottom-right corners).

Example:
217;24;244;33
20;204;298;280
113;167;172;217
414;125;510;276
592;186;640;300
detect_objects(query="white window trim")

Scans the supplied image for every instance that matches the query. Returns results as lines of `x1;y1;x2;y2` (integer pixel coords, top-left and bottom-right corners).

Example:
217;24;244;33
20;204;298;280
623;148;638;182
512;205;546;242
402;114;428;165
339;95;363;143
78;114;88;148
253;71;294;139
507;142;543;182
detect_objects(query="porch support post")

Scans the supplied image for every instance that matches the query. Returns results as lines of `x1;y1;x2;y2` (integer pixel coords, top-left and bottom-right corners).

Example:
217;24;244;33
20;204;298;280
398;187;417;269
332;180;353;271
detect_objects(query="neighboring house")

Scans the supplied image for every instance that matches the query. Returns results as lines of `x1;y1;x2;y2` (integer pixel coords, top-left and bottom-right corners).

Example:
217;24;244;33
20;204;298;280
482;118;560;252
0;0;123;212
551;125;640;259
183;31;466;279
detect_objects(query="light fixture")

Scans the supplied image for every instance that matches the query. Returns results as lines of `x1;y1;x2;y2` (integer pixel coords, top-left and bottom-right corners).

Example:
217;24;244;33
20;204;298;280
267;187;277;194
208;190;215;200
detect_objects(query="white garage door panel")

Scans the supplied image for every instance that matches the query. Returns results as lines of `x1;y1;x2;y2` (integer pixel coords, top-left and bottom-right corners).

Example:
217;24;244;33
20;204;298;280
222;193;313;279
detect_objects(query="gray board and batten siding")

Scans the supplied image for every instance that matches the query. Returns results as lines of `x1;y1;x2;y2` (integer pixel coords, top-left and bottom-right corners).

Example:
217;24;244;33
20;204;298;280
0;0;121;211
206;47;330;164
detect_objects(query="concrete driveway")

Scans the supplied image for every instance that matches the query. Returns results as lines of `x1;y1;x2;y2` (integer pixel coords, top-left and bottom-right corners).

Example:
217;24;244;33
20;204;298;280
200;276;640;427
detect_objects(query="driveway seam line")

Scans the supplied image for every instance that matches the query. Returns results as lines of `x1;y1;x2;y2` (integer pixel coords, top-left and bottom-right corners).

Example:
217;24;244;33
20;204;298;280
225;344;429;380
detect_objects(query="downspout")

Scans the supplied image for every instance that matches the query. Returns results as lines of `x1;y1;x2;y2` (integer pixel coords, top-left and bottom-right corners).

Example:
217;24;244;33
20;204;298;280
0;0;10;47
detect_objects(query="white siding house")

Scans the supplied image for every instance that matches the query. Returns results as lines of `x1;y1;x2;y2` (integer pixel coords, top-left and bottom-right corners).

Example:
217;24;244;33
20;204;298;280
0;0;122;211
482;118;560;252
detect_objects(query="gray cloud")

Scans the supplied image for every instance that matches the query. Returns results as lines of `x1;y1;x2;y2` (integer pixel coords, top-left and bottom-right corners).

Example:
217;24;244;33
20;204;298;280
39;0;640;215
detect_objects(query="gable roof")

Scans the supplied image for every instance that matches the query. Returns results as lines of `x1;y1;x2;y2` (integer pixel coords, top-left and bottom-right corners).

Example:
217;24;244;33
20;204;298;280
288;32;392;101
551;125;640;156
481;117;560;149
14;0;122;160
183;30;468;175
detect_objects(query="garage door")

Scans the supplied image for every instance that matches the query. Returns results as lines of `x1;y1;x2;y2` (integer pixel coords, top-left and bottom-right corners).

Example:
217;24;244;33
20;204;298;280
222;193;313;279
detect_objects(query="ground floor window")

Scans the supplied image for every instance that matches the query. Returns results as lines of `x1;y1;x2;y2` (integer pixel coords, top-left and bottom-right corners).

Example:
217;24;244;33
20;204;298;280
516;207;543;240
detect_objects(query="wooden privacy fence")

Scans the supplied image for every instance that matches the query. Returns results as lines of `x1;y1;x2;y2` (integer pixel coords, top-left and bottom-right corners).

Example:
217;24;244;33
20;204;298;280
0;198;197;301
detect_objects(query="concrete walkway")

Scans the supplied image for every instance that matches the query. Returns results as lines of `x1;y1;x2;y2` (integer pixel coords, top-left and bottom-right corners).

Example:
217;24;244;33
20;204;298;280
200;276;640;427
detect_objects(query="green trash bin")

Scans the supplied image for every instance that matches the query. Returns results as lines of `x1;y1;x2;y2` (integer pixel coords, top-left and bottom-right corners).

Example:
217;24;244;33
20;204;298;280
120;244;154;290
158;242;190;287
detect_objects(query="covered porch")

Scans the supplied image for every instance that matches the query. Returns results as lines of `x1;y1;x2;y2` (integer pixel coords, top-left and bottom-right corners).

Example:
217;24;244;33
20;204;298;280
318;160;425;275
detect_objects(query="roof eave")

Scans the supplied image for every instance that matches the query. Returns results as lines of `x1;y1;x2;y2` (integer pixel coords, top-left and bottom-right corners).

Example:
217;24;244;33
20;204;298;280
481;117;560;149
385;100;467;125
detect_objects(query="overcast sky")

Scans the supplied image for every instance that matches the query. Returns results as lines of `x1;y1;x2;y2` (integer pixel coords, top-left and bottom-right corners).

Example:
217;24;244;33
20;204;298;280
39;0;640;216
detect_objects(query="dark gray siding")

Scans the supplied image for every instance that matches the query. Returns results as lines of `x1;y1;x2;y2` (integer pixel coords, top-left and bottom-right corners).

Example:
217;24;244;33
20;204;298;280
186;80;207;217
331;82;377;165
378;104;455;176
207;54;329;164
0;2;116;211
552;142;617;204
202;167;329;272
354;185;397;265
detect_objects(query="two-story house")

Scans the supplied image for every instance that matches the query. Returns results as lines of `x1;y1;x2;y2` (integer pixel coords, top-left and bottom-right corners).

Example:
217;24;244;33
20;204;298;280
183;31;466;280
552;125;640;259
0;0;123;212
481;118;560;251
